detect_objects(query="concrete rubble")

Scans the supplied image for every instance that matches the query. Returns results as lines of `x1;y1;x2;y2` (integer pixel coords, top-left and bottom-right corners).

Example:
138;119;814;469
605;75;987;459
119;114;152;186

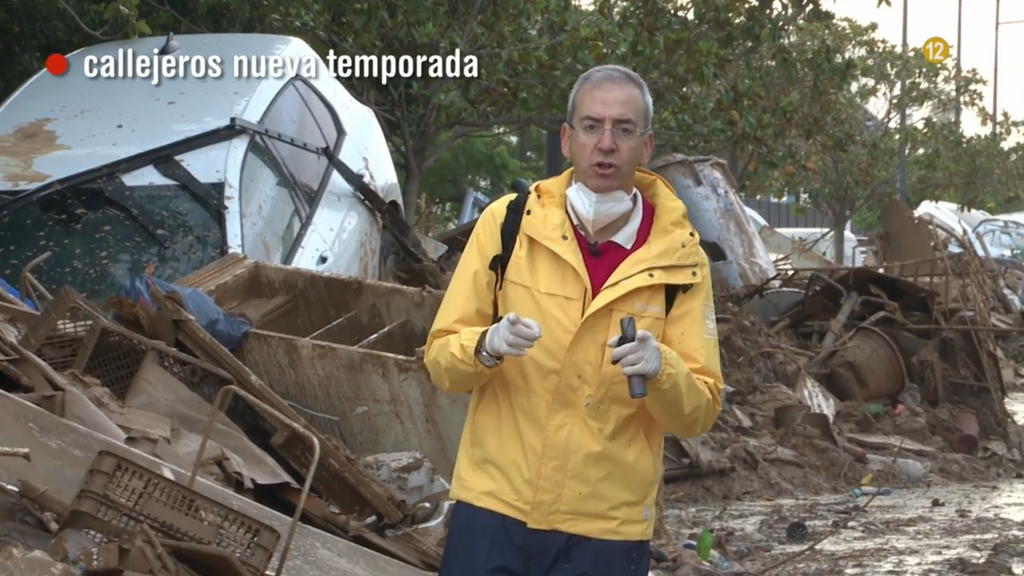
0;156;1022;575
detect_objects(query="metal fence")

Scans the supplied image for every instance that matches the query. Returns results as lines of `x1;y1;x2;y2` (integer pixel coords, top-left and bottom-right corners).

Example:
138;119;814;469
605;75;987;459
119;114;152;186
742;198;832;229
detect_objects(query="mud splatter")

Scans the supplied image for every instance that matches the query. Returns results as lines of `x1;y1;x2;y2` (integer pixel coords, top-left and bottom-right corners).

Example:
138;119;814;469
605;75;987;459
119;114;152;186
0;118;69;186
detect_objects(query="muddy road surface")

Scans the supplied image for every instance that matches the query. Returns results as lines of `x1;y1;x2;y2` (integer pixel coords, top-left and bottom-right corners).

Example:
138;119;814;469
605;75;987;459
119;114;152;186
658;395;1024;575
664;480;1023;575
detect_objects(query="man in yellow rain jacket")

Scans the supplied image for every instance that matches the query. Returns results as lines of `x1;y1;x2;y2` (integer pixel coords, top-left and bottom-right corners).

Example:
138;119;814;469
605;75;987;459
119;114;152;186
424;64;724;576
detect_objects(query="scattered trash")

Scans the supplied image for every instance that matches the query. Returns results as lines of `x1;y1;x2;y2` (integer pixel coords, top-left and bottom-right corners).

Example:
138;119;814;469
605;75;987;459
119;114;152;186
851;486;893;498
0;262;448;574
696;527;714;561
785;521;809;542
112;274;252;350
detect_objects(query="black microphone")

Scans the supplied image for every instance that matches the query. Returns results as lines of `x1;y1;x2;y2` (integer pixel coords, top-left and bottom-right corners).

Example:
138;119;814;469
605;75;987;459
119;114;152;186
588;241;601;256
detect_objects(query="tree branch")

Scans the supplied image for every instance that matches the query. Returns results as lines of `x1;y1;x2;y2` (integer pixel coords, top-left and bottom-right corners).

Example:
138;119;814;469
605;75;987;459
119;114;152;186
142;0;209;33
56;0;125;39
395;87;418;181
733;3;811;62
461;0;485;46
424;114;563;168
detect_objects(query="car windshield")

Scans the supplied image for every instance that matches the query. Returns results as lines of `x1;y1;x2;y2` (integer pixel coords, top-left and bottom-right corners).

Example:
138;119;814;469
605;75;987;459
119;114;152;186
0;184;225;305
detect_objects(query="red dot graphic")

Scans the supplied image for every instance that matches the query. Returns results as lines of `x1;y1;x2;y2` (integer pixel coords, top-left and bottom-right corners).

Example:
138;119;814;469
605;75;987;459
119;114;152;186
46;54;68;76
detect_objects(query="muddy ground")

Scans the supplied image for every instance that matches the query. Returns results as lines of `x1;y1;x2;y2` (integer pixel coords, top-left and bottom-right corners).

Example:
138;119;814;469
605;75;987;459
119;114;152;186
662;480;1024;575
655;395;1024;575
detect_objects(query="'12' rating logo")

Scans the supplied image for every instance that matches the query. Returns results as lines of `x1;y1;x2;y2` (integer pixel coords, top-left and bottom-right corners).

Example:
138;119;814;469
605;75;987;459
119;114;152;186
922;37;950;64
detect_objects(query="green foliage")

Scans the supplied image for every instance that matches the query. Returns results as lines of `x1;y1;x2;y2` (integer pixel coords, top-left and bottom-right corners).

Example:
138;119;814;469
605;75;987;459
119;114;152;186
7;0;1024;240
321;0;614;218
909;118;1024;213
16;0;835;221
418;135;521;205
603;0;835;185
741;15;1023;260
412;127;546;233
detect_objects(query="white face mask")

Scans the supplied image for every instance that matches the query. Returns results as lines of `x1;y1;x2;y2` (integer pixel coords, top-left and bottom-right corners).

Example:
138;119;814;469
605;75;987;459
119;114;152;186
566;181;635;235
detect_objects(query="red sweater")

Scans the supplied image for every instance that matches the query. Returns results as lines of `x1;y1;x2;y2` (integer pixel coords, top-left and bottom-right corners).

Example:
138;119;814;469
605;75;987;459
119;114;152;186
572;198;656;295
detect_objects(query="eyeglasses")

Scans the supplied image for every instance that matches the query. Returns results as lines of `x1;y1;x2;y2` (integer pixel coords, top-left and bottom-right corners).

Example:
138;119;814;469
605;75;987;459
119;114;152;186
567;121;650;143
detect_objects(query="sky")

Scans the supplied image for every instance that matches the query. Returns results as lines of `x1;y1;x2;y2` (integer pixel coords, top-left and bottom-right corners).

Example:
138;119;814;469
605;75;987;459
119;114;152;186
829;0;1020;136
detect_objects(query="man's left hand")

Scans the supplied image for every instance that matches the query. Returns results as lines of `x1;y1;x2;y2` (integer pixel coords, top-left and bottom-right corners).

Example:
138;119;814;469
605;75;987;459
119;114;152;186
608;330;662;379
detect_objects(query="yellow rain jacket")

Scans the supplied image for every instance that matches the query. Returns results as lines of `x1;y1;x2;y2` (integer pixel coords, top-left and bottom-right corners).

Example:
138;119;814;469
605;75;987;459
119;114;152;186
424;167;724;541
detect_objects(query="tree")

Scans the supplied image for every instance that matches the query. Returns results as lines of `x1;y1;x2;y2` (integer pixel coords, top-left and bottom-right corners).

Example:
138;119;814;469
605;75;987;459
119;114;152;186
0;0;333;97
34;0;958;241
313;0;836;219
0;2;99;97
909;116;1024;214
744;16;991;263
23;0;846;223
412;128;546;234
615;0;840;187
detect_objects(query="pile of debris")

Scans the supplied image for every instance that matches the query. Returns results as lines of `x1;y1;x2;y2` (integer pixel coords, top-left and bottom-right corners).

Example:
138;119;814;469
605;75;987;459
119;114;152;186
659;198;1024;511
0;255;453;575
0;153;1022;575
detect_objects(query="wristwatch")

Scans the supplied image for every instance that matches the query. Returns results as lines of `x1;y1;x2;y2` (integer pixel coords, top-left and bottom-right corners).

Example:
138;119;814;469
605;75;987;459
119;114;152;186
475;329;502;368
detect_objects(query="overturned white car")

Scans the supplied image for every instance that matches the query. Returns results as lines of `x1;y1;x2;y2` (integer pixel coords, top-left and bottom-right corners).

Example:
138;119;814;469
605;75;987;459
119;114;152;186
0;33;420;301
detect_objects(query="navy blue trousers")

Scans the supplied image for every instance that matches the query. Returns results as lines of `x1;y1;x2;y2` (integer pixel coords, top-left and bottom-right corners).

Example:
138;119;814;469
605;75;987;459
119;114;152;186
438;502;651;576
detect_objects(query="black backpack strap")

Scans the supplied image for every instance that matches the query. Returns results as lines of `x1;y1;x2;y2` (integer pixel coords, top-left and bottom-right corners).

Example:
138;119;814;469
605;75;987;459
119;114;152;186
664;283;694;314
487;179;531;323
664;285;679;315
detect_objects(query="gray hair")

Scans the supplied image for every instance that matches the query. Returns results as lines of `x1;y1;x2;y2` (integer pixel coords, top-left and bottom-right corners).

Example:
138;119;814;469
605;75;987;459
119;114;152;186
566;65;654;129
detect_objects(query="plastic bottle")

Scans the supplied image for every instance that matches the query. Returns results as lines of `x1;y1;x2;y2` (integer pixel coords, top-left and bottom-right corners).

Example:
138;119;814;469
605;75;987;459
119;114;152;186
710;550;732;571
865;454;928;483
697;528;714;562
851;486;893;498
860;403;889;416
898;383;921;408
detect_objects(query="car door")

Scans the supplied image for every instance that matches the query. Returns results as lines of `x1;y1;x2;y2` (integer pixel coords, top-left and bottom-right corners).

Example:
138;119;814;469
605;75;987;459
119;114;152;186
237;78;341;273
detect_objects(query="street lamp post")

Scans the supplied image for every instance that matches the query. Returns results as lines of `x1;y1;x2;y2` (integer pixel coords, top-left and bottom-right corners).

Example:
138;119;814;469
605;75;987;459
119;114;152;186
956;0;962;127
996;11;1024;137
994;0;1001;135
995;11;1024;138
898;0;908;202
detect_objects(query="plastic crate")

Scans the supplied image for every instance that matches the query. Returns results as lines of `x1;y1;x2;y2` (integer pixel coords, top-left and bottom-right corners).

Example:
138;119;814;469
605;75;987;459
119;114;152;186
65;450;280;575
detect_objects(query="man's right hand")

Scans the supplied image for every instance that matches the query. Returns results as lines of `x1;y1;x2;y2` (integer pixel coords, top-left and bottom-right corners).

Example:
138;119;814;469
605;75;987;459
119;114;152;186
484;313;542;357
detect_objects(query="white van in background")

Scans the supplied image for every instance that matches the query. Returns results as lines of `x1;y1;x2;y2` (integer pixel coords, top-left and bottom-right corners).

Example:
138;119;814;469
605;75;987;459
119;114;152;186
772;227;861;266
741;206;859;266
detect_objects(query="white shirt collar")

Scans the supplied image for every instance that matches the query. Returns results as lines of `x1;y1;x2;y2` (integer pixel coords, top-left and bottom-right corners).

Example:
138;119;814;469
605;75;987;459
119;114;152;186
567;180;644;249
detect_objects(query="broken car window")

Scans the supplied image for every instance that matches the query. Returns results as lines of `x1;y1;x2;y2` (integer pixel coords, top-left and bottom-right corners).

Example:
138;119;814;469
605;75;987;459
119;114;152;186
239;140;303;264
0;184;225;304
258;78;341;207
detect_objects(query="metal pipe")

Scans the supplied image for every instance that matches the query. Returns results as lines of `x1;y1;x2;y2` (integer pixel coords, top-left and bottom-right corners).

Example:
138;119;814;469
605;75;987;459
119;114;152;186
897;0;909;202
456;188;489;224
457;188;477;224
188;385;320;576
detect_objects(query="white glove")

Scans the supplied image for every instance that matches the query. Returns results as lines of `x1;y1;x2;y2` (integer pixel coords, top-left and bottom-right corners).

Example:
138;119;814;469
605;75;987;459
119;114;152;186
608;330;662;378
484;313;542;357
